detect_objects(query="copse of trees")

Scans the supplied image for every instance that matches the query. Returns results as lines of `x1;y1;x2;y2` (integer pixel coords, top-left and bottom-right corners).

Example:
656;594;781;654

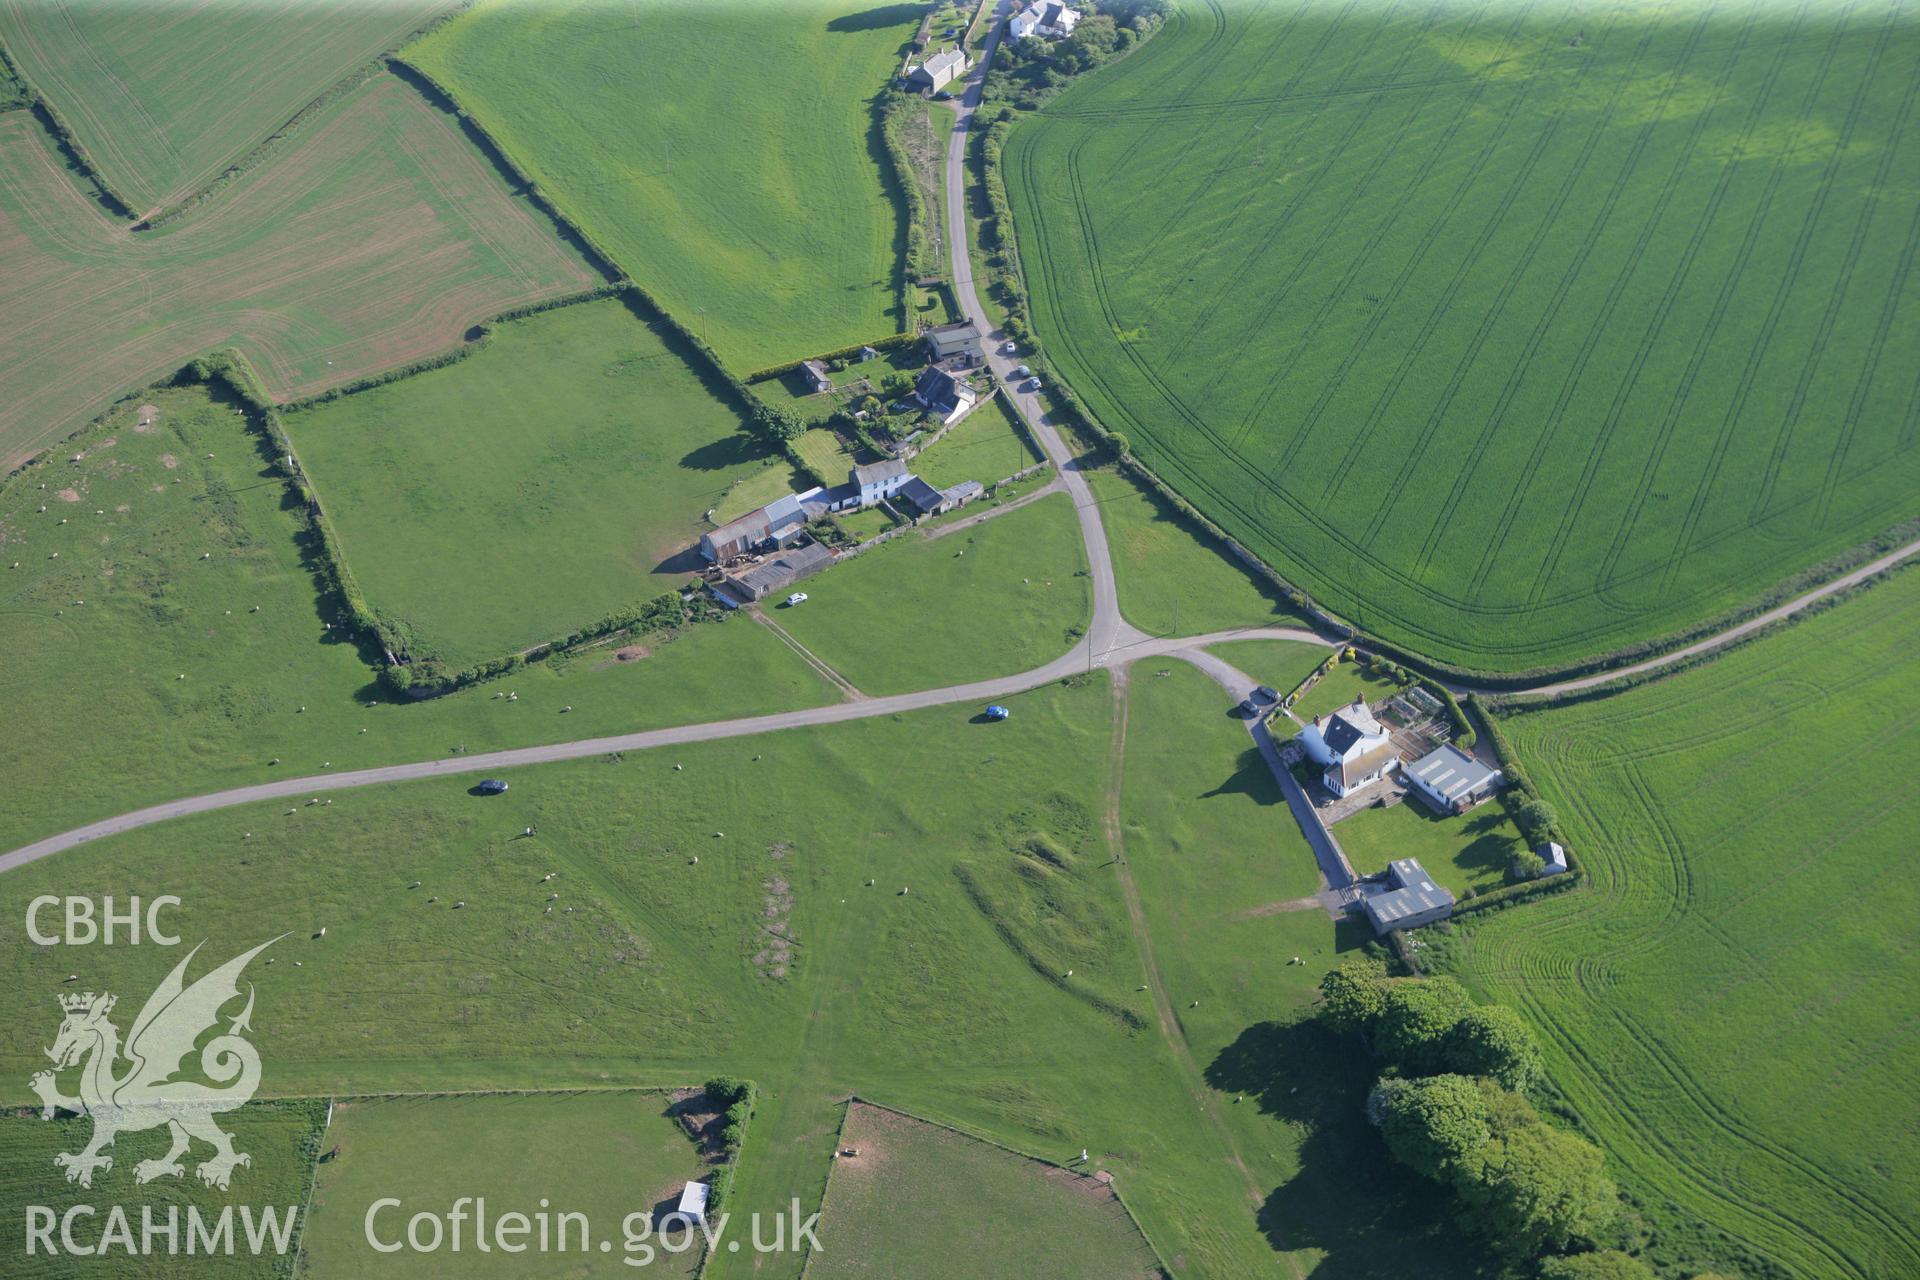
1318;961;1614;1265
1537;1249;1661;1279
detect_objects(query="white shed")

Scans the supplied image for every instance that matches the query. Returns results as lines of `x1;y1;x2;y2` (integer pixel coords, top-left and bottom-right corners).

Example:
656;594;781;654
671;1180;709;1227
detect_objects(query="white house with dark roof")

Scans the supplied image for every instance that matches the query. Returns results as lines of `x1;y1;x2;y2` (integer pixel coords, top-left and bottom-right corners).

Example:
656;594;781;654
1010;2;1081;39
852;459;912;507
914;365;979;423
1295;697;1396;797
1404;743;1502;814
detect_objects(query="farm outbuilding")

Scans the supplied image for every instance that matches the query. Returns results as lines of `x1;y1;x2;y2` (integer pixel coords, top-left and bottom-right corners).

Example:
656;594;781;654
1404;744;1503;814
670;1180;709;1228
1362;858;1456;935
700;486;822;562
909;48;971;92
726;541;834;600
800;359;833;393
923;319;982;363
1538;841;1569;875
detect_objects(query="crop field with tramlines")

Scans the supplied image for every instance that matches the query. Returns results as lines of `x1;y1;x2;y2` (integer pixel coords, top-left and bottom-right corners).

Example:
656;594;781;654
1005;0;1920;674
404;0;924;372
0;0;458;216
0;71;598;468
1438;567;1920;1280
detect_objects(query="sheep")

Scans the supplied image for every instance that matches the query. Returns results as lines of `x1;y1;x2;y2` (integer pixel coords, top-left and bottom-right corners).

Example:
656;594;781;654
427;896;437;903
408;881;421;889
547;893;559;901
315;927;327;938
561;705;572;713
452;901;465;910
541;873;554;882
1064;969;1073;977
360;728;368;734
292;961;302;967
899;886;910;895
714;831;724;838
690;855;698;864
64;974;78;984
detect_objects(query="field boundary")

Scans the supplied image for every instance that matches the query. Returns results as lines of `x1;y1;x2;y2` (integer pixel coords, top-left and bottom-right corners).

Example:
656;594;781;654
809;1095;1174;1279
0;37;138;218
136;3;479;228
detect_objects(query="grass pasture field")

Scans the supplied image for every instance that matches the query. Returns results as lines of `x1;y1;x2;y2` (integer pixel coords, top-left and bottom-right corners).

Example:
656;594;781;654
0;1101;324;1279
1085;464;1305;637
1006;0;1920;674
286;298;764;669
910;393;1044;490
1439;567;1920;1279
1332;794;1527;898
302;1092;707;1277
807;1102;1162;1279
0;70;598;469
405;0;925;371
0;0;458;215
771;493;1090;695
0;668;1483;1279
0;384;838;853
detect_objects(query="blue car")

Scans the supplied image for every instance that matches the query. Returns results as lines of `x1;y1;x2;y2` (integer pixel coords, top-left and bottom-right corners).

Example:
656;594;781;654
477;779;509;795
985;705;1010;721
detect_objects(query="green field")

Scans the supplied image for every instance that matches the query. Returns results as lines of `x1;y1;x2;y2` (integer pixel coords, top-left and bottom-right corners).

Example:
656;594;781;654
808;1102;1161;1279
0;70;598;469
1007;0;1920;674
1439;567;1920;1279
1287;658;1399;721
791;425;862;487
0;1101;323;1279
1333;795;1527;898
1086;464;1304;637
303;1092;706;1277
405;0;924;371
0;0;456;214
911;393;1045;491
0;384;839;852
0;666;1479;1279
772;494;1090;695
1206;638;1332;699
287;298;764;668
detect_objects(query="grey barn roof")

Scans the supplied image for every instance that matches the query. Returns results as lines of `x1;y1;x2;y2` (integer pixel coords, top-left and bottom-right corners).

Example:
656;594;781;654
1405;744;1501;805
1363;858;1456;929
729;541;834;599
897;476;945;514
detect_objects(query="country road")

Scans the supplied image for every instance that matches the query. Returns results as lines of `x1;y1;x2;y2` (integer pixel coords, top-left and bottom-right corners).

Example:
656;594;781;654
4;5;1916;876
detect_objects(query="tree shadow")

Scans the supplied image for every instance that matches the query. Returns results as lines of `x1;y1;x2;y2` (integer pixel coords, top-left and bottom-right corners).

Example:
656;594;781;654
1208;1017;1496;1277
826;4;927;34
680;431;758;472
1199;747;1282;805
652;546;708;576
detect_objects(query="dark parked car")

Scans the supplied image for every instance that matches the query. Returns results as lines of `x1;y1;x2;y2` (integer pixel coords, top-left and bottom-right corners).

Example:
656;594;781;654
477;779;509;795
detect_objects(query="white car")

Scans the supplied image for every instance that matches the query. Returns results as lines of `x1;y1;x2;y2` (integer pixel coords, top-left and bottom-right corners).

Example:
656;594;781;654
1002;340;1018;355
785;592;809;606
1025;378;1043;392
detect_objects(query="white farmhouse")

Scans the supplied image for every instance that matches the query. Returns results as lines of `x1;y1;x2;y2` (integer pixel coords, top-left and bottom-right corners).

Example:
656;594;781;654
1010;2;1082;40
852;459;913;507
1296;697;1396;797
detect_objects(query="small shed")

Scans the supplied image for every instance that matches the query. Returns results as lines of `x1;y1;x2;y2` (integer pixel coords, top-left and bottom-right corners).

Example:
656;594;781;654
1538;842;1568;875
671;1181;709;1227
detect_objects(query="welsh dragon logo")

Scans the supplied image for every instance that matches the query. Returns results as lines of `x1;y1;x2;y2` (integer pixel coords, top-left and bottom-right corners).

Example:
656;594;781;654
29;938;281;1190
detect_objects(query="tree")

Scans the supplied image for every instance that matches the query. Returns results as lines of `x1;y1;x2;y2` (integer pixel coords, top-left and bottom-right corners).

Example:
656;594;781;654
1374;976;1475;1073
1513;796;1559;841
1107;431;1131;458
751;404;806;444
1537;1252;1658;1280
1445;1005;1545;1092
879;371;915;398
1367;1074;1491;1182
1317;957;1390;1037
1511;850;1547;882
1455;1115;1618;1260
